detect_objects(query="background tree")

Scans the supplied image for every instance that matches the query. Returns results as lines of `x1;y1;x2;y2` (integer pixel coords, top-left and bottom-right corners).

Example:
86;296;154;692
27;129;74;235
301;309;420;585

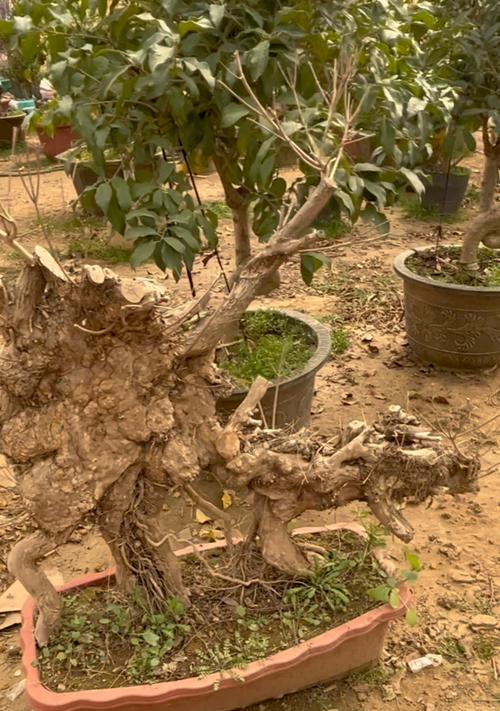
432;0;500;212
4;0;455;289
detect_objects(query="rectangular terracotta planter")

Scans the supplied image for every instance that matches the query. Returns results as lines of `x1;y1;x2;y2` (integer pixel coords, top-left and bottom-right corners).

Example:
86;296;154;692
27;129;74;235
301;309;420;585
20;525;411;711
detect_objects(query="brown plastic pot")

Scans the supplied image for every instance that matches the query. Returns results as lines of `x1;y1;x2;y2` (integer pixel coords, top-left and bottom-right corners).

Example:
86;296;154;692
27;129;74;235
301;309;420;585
20;524;410;711
420;170;470;215
217;309;331;431
0;113;24;145
394;249;500;370
36;127;79;160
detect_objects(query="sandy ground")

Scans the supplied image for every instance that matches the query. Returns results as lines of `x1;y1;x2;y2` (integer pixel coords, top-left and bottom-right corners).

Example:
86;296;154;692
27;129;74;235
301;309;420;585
0;143;498;711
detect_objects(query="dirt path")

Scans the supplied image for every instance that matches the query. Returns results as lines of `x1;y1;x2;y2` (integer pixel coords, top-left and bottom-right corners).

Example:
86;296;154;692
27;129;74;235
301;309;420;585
0;149;498;710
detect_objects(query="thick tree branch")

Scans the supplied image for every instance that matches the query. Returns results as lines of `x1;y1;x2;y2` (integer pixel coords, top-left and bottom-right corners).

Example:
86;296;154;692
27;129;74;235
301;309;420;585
184;178;336;358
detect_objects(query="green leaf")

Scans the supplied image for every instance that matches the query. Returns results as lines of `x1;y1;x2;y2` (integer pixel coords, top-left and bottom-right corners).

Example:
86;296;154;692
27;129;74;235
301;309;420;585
407;97;427;117
112;177;132;212
362;180;386;208
463;131;476;152
141;629;160;646
209;4;225;27
185;58;215;89
354;163;382;172
400;167;425;195
245;40;270;81
13;15;32;32
360;205;390;236
389;589;400;609
405;550;422;572
0;20;13;37
403;570;419;583
171;226;200;250
130;239;157;270
95;182;113;215
178;18;211;38
221;103;249;128
165;236;185;253
406;608;419;626
335;190;355;215
149;45;175;71
125;225;158;240
368;585;390;603
270;177;287;198
300;251;330;286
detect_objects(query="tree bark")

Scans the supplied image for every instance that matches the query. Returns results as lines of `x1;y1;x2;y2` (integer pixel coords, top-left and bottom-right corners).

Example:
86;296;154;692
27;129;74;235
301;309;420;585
213;152;281;294
7;532;64;644
460;210;500;267
480;118;500;213
480;152;500;213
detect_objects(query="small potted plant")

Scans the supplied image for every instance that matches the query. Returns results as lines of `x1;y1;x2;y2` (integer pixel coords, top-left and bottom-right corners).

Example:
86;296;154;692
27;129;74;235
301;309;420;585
26;98;79;159
394;209;500;370
419;127;471;215
0;89;24;144
216;309;331;431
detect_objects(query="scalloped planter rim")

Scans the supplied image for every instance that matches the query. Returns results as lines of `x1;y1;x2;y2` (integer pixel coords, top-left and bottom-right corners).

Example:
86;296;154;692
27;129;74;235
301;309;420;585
394;248;500;370
20;524;410;711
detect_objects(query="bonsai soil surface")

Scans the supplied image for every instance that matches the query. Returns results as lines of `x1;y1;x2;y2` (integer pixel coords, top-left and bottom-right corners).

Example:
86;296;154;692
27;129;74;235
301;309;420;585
406;246;500;287
36;530;388;693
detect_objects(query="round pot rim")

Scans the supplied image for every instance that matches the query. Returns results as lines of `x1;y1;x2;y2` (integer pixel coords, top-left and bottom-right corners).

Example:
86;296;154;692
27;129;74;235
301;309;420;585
423;167;471;178
224;307;331;397
394;248;500;294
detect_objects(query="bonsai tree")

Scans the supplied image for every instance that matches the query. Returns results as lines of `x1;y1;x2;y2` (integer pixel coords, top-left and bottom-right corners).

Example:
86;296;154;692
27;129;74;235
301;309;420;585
0;44;480;648
4;0;455;290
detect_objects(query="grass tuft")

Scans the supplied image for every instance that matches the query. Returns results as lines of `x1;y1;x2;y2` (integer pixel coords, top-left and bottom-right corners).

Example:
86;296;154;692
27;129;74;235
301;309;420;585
68;238;131;265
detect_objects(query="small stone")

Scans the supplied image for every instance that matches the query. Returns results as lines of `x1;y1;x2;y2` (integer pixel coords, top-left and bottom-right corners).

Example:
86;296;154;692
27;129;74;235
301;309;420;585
13;669;21;677
450;569;476;583
57;683;66;692
469;614;497;630
382;685;396;701
425;704;436;711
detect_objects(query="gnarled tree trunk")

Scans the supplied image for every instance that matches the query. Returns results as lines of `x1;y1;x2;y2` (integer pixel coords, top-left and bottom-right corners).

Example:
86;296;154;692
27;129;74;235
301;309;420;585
1;176;480;643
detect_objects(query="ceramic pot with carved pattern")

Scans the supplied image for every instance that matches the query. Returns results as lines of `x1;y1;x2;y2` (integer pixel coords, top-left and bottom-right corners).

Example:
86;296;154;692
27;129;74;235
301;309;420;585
394;248;500;370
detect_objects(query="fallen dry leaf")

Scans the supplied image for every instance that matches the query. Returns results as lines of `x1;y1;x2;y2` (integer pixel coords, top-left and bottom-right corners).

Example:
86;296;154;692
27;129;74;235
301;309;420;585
195;509;211;525
221;490;233;510
199;527;224;541
0;612;21;632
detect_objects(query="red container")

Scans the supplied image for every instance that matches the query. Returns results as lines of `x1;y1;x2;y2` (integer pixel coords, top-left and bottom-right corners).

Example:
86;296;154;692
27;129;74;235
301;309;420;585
37;126;78;159
20;525;410;711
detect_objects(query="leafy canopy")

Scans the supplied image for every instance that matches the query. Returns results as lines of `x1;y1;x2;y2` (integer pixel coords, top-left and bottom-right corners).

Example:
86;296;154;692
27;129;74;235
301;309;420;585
3;0;455;277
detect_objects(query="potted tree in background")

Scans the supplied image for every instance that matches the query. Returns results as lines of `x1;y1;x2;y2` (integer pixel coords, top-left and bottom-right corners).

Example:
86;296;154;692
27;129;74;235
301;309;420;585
394;0;500;370
419;124;472;215
27;98;79;159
